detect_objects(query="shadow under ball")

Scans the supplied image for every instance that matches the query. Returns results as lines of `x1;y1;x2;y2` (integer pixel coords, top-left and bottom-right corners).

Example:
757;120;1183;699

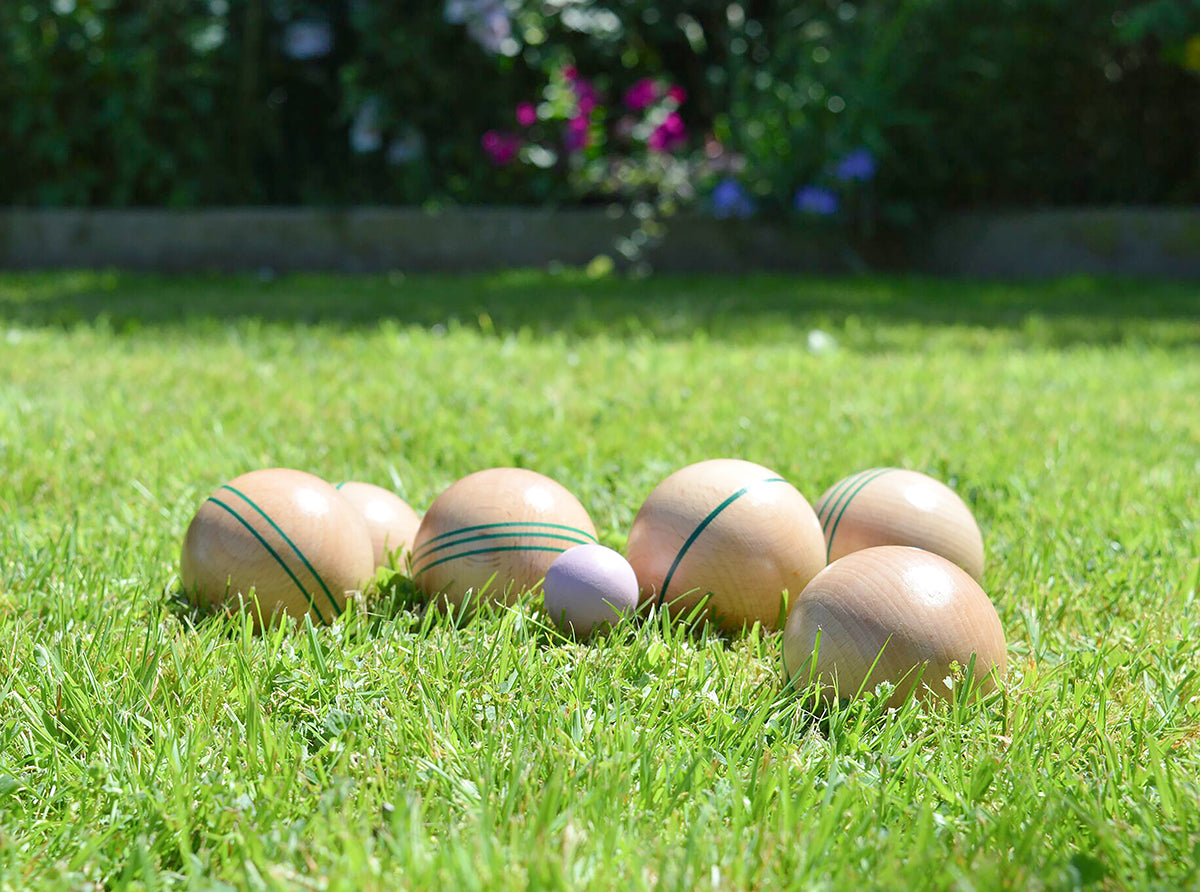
411;467;598;608
626;458;826;632
181;468;375;626
782;546;1006;707
814;468;985;581
336;481;421;568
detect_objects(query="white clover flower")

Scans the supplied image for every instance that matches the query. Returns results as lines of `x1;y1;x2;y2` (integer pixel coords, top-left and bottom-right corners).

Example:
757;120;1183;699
806;329;838;354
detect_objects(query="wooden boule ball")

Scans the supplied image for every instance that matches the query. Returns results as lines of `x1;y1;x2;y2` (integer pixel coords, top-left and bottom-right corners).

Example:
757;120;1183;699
181;468;375;626
814;468;985;581
411;467;598;607
782;546;1006;706
336;481;421;568
543;544;639;638
626;458;826;632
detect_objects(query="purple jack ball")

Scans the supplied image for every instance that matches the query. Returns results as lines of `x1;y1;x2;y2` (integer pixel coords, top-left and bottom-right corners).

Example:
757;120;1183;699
543;544;639;638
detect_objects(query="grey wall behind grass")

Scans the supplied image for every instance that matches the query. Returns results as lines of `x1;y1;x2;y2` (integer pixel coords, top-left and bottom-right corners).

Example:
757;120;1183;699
1;207;1198;279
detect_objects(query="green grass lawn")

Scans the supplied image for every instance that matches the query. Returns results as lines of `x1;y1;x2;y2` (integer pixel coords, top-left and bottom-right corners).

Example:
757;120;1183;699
1;270;1198;891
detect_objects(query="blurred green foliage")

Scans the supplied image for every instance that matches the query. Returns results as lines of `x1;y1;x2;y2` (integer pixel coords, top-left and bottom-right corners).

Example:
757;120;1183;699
1;0;1197;215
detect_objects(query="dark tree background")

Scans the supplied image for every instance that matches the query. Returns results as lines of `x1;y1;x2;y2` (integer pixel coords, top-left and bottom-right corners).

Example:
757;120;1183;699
1;0;1197;214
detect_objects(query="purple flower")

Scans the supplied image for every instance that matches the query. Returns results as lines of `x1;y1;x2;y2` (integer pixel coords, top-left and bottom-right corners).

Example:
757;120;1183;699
482;130;520;166
282;20;333;60
794;185;840;216
349;97;384;153
443;0;471;24
833;147;876;182
515;102;536;127
647;111;686;153
449;0;512;54
563;115;591;152
386;127;425;165
468;7;510;54
623;78;658;112
711;179;756;219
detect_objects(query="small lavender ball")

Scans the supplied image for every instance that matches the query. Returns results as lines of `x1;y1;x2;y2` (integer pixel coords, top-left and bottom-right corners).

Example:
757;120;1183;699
543;544;639;637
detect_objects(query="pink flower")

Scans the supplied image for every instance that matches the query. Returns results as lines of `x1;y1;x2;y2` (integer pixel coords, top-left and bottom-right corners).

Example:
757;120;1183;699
481;130;521;166
573;78;599;115
515;102;536;127
623;78;658;111
666;84;687;105
647;111;687;153
562;65;579;82
563;115;590;152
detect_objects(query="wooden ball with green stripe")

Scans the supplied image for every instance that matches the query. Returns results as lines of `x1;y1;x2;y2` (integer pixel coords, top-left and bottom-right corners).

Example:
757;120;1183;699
626;459;827;633
411;468;598;608
814;468;985;581
181;468;375;627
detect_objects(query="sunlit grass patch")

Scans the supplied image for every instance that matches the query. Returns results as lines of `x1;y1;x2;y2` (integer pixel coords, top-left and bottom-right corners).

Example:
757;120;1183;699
0;271;1197;890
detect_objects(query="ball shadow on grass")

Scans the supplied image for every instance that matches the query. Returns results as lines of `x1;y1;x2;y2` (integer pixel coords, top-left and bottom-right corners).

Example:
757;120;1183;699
164;567;423;639
4;271;1197;349
779;637;1011;743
